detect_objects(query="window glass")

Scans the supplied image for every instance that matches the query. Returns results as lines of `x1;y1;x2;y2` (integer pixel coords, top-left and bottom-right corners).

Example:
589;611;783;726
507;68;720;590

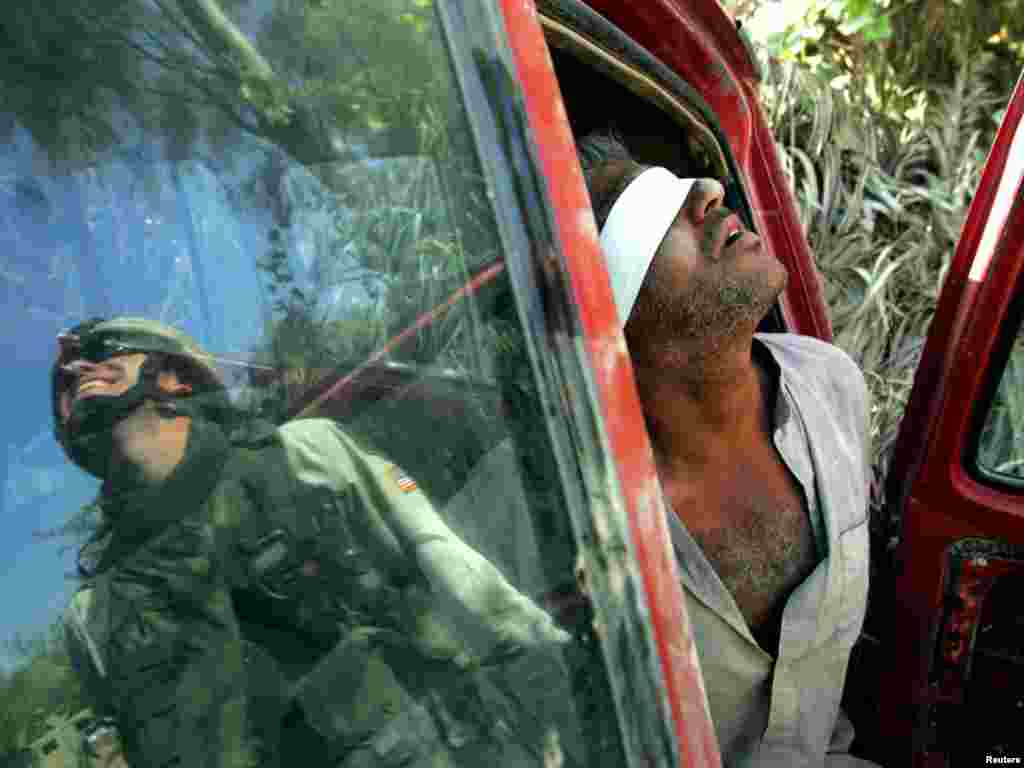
978;329;1024;480
0;1;623;765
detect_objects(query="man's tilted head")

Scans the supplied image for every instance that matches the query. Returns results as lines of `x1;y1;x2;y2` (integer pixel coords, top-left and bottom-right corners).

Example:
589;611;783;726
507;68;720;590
576;133;788;363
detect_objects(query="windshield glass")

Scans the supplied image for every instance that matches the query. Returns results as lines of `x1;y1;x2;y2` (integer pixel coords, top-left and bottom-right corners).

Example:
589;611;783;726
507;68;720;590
0;2;624;765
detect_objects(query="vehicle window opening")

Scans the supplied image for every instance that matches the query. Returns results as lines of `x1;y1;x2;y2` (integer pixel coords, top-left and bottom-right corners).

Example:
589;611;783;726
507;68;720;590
541;14;785;334
542;27;723;181
969;269;1024;489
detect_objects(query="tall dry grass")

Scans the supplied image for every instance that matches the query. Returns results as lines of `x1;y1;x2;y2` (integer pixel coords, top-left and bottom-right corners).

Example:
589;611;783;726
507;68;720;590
760;52;1012;517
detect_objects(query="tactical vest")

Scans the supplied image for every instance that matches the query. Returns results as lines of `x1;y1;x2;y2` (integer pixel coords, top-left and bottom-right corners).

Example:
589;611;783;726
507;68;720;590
229;428;548;768
228;426;455;767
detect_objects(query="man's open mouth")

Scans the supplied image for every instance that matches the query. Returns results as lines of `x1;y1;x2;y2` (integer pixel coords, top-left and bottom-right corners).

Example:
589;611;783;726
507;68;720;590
708;210;744;259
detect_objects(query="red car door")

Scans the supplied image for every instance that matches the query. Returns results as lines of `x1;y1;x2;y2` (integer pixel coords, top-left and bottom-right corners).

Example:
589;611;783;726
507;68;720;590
495;0;836;765
878;70;1024;766
493;2;723;765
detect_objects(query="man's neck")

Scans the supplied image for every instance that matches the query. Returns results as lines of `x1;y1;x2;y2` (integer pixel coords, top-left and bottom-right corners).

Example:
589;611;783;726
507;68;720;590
106;408;191;489
631;334;773;477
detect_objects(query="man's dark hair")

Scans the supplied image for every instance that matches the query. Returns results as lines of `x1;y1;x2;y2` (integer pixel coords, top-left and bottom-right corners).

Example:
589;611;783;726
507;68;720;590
575;133;642;230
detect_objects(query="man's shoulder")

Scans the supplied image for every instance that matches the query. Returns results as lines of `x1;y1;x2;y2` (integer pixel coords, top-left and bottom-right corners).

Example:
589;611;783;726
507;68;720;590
756;333;867;399
220;419;354;500
275;418;405;489
757;333;870;453
276;416;346;443
756;332;862;375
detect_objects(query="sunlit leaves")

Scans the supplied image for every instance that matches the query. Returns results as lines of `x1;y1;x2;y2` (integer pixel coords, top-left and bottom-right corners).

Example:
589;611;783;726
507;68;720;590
763;52;1002;516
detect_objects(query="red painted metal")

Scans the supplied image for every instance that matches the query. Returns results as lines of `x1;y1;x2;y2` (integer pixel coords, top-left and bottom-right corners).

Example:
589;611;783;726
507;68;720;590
576;0;831;341
886;72;1024;519
496;0;722;765
880;72;1024;760
936;554;1023;691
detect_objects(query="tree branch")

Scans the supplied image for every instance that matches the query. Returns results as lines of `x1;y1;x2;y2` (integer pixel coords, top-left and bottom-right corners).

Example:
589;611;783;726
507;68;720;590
175;0;275;83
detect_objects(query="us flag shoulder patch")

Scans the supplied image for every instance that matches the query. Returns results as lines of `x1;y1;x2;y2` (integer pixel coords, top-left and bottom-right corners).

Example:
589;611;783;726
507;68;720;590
390;466;418;493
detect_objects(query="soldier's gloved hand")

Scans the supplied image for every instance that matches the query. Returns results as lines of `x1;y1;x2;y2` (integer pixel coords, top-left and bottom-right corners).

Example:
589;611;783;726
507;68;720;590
372;457;570;654
483;594;572;653
410;532;570;653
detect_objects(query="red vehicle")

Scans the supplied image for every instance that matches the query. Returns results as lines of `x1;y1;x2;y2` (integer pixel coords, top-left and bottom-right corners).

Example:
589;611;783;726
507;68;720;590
2;1;1023;766
502;2;1024;766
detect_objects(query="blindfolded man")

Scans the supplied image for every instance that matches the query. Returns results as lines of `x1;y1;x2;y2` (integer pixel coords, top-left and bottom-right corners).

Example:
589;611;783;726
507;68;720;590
579;134;876;767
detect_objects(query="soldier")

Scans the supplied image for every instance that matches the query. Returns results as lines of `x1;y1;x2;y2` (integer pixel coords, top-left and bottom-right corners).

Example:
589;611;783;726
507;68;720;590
54;316;570;768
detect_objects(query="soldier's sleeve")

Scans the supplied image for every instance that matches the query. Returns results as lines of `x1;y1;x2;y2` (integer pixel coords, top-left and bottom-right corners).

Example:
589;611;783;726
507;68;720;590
276;418;569;654
64;586;118;733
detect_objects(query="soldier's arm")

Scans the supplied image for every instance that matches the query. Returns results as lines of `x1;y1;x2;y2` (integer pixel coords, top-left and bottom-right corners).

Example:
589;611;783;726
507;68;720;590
64;602;132;768
277;418;569;654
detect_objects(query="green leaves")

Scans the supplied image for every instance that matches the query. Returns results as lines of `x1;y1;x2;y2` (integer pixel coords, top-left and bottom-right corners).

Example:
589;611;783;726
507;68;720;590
763;47;1003;517
0;623;87;754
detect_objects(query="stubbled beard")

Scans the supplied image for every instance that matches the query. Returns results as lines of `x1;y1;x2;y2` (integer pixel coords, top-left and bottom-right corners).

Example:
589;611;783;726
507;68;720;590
630;263;785;363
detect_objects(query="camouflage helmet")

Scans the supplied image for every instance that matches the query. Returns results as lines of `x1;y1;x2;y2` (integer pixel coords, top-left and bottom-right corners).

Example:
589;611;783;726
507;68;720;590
64;316;221;373
53;317;235;475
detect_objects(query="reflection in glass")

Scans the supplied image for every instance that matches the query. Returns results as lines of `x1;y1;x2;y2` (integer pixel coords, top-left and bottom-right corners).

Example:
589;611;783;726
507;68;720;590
0;1;624;765
979;331;1024;479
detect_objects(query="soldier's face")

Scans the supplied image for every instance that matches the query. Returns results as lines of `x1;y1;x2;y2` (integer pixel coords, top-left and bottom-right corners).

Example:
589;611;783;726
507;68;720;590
57;352;147;427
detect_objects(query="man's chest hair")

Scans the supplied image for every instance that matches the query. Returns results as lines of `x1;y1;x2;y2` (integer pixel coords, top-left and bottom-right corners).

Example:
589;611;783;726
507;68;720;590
672;449;818;637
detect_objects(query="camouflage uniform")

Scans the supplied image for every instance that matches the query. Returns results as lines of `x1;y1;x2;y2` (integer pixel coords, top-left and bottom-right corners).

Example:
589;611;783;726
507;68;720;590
59;319;567;768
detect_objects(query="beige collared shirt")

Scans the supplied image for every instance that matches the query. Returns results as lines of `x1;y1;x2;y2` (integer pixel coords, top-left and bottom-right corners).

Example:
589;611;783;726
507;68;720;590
666;334;876;767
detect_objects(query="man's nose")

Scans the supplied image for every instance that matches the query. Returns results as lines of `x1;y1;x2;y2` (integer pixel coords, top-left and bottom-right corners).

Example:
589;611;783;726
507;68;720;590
683;178;726;225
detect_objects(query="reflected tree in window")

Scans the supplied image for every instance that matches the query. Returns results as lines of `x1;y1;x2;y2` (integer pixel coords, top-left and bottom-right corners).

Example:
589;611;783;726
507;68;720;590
979;332;1024;479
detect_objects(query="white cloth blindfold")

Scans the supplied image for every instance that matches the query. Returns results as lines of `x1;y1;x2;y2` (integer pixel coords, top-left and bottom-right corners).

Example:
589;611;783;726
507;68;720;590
599;167;695;326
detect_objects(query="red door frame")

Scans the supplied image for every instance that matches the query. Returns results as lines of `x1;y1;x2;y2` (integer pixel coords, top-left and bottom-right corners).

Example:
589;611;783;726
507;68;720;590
496;1;722;765
881;71;1024;761
491;0;1024;761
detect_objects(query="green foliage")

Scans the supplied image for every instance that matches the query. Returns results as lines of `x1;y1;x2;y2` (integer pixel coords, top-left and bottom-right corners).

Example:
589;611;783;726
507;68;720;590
759;0;1022;121
0;622;86;755
0;0;448;173
760;36;1018;526
769;0;892;61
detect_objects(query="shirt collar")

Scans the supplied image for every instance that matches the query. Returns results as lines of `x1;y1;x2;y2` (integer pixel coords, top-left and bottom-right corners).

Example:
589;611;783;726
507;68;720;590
752;334;793;431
